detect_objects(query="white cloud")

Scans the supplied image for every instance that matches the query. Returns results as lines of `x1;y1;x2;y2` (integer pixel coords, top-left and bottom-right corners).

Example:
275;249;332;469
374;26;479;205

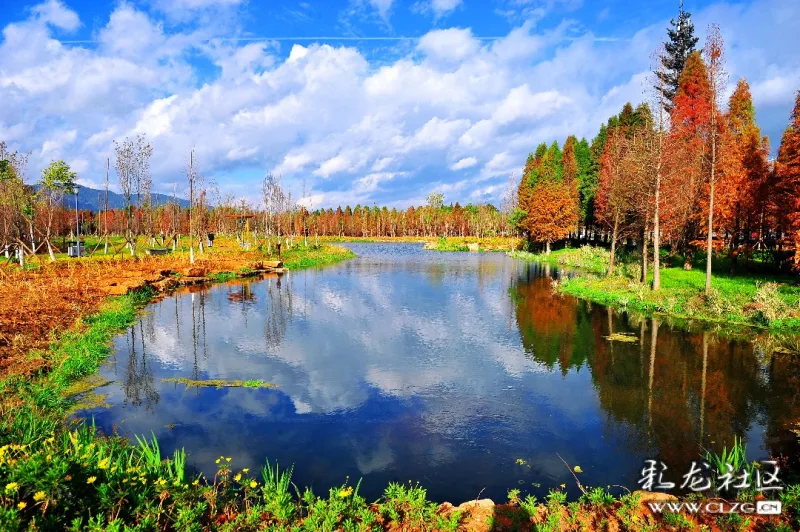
32;0;80;31
276;152;313;174
371;157;394;172
450;157;478;170
417;0;461;18
355;172;398;192
314;154;352;178
484;152;513;173
41;129;77;156
0;0;796;208
417;28;478;62
492;86;571;125
98;4;166;59
750;72;800;107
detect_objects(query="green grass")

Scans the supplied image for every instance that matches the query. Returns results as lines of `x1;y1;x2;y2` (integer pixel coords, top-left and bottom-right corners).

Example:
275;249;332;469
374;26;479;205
162;378;276;389
509;246;614;275
280;243;356;270
511;245;800;334
425;236;470;252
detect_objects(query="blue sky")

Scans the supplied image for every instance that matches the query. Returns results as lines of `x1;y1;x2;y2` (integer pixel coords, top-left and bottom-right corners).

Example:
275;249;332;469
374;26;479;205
1;0;798;209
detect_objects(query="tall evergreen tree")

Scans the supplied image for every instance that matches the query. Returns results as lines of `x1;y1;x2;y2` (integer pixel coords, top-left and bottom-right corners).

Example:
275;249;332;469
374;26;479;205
656;1;699;110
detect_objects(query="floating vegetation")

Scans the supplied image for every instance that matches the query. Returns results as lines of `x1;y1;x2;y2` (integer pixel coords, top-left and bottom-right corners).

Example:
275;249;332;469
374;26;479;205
67;391;111;414
604;332;638;343
67;374;116;396
162;377;277;389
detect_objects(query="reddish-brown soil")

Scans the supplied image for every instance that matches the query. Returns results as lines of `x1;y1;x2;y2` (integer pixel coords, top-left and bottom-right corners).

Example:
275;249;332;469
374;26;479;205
0;250;276;381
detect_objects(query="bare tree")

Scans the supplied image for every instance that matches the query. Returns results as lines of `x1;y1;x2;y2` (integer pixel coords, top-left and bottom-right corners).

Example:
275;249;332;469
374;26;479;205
114;134;153;256
0;142;32;264
187;150;197;264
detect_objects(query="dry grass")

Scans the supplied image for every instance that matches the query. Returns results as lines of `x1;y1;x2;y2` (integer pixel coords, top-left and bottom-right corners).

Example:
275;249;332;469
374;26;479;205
0;237;295;381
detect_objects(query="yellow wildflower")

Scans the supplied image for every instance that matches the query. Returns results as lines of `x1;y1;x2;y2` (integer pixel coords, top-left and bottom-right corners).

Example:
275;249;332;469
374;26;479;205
46;454;52;461
215;459;220;464
98;458;110;470
193;479;200;486
242;468;249;473
111;466;117;473
249;480;257;488
234;473;242;482
87;476;97;484
17;501;27;510
338;486;353;498
5;482;19;493
225;457;231;462
33;491;46;502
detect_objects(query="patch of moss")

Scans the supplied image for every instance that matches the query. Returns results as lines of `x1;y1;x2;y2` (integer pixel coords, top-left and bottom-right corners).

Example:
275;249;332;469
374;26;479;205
604;333;639;343
162;377;277;389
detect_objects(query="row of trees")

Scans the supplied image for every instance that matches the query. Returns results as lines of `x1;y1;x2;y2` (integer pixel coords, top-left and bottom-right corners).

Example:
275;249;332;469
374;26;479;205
0;134;513;266
515;5;800;287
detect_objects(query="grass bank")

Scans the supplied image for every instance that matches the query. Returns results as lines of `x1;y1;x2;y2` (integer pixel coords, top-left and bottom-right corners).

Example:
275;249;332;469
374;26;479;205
425;235;523;252
511;246;800;334
279;243;356;269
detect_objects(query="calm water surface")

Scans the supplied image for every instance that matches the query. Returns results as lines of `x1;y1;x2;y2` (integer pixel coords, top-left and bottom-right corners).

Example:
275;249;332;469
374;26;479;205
79;243;800;502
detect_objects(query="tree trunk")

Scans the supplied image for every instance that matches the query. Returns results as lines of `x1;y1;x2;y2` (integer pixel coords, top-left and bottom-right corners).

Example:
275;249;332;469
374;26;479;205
640;226;648;284
653;165;661;290
706;147;716;293
545;240;551;255
608;211;619;277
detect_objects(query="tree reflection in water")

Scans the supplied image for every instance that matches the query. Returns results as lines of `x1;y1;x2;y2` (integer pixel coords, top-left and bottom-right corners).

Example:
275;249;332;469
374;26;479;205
511;260;800;478
264;274;293;351
122;320;160;410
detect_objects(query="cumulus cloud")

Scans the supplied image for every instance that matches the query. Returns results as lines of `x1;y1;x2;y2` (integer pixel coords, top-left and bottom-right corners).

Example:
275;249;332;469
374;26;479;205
417;28;479;62
0;0;797;207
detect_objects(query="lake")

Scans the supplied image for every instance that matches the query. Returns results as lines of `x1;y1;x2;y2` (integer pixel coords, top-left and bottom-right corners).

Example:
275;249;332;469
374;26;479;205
77;243;800;503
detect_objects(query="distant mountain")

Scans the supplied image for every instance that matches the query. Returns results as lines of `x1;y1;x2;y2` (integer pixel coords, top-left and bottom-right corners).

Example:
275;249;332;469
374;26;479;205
39;185;190;212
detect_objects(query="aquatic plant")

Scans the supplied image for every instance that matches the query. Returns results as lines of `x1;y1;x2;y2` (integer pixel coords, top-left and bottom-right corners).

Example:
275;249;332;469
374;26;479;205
162;378;277;389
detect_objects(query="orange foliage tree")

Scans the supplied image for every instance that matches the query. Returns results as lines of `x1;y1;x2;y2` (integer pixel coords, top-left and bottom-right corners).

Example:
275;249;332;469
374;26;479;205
716;79;771;256
776;91;800;267
519;142;579;254
662;51;712;267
